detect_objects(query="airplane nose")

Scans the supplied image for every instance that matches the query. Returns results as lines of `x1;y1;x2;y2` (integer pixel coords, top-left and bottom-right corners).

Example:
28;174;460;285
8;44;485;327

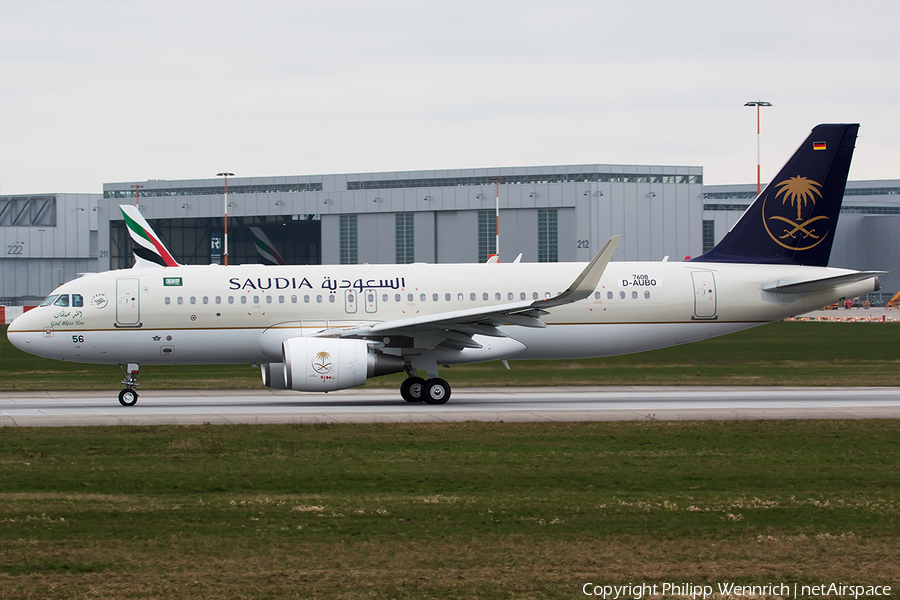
6;314;33;352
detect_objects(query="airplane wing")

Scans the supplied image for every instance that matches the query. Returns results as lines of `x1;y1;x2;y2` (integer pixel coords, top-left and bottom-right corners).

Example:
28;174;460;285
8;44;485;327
313;236;620;350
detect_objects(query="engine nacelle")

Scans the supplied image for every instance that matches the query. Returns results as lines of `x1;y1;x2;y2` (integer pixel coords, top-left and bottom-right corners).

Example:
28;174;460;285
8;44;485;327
260;362;288;389
274;337;405;392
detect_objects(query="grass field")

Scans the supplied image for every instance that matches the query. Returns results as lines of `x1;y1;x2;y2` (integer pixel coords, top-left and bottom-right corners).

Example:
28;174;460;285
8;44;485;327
0;420;898;599
2;321;899;391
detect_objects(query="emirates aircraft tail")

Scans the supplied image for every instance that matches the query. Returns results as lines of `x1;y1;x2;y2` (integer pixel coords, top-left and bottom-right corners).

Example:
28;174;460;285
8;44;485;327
119;205;181;268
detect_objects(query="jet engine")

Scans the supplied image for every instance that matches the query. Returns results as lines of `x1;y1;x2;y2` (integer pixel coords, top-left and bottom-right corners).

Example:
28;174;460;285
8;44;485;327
263;337;405;392
260;362;288;389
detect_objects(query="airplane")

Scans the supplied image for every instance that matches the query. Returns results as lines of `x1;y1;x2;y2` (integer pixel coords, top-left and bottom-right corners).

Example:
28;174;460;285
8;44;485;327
6;124;885;406
248;226;287;265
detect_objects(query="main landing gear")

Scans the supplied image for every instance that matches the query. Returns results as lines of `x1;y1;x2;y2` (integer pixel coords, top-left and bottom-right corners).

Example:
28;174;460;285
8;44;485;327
399;370;451;405
118;363;140;406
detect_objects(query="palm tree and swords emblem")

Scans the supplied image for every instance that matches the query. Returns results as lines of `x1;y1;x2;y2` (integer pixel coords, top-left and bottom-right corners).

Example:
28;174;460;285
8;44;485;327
312;351;334;375
762;175;830;251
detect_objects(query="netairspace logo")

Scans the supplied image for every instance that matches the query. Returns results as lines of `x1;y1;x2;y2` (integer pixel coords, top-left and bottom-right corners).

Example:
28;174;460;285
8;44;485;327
582;582;893;599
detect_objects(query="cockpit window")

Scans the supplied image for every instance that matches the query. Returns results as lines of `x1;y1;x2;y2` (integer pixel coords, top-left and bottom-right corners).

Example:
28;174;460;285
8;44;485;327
53;294;70;307
40;295;59;307
72;294;83;307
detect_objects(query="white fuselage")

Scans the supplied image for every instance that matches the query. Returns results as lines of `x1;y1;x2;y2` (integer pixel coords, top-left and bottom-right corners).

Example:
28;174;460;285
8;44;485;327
6;260;876;367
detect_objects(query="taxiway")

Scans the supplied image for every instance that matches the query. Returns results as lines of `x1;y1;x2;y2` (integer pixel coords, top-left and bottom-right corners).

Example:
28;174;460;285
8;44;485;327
0;386;896;426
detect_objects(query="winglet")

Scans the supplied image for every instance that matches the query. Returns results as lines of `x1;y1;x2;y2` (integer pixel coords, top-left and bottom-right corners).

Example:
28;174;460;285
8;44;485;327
120;205;181;267
536;235;620;309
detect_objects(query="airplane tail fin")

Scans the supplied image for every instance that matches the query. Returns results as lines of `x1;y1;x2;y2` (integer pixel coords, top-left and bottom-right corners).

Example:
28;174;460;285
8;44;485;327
249;226;287;265
119;205;181;267
693;123;859;266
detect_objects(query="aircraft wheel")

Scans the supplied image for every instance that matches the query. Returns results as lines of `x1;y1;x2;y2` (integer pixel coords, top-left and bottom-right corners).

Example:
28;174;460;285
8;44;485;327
118;388;138;407
423;378;451;405
400;377;426;402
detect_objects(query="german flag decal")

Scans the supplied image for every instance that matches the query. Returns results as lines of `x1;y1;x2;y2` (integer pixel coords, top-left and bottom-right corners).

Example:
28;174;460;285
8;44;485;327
813;141;827;151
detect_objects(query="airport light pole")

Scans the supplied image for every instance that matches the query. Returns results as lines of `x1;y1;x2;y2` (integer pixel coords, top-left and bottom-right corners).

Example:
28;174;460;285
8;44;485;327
744;101;772;196
217;172;233;265
490;177;503;261
130;184;143;207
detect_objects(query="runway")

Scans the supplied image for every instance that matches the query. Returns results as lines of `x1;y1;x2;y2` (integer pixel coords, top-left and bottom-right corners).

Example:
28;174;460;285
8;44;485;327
0;386;896;426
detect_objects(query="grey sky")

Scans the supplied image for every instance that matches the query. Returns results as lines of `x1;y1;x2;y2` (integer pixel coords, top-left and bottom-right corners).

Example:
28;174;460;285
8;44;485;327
1;0;898;194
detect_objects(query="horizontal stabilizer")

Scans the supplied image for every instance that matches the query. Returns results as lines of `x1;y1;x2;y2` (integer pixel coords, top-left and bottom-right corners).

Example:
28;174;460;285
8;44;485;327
762;271;885;295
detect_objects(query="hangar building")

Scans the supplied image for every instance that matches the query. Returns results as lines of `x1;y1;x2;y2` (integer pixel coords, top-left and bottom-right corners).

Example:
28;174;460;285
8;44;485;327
1;165;897;307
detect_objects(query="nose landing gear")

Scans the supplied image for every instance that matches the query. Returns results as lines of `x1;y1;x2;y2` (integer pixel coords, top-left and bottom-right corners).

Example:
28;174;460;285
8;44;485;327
118;363;140;406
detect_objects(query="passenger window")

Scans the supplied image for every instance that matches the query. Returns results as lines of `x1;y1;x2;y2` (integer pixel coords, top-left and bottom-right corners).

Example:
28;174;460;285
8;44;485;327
594;292;601;300
470;293;476;301
228;296;235;304
72;294;84;307
445;293;451;301
266;295;272;304
519;292;526;301
368;294;375;303
241;296;247;304
253;295;260;304
408;293;414;302
40;295;59;307
54;295;70;307
607;291;613;300
644;291;650;299
316;295;323;303
382;294;388;302
482;293;488;301
215;296;222;304
395;294;401;302
165;297;171;305
532;292;538;300
457;293;463;302
432;293;438;302
190;296;196;304
278;295;284;303
177;297;184;305
495;292;501;301
328;295;335;303
619;291;626;299
632;291;638;299
202;296;209;304
420;293;426;302
544;292;551;299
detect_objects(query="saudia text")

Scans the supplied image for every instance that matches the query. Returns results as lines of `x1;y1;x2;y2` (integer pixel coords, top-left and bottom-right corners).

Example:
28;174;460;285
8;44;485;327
228;276;406;293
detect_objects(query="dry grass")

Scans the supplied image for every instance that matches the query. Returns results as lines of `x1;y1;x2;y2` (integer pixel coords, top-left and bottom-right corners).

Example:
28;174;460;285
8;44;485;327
4;536;897;599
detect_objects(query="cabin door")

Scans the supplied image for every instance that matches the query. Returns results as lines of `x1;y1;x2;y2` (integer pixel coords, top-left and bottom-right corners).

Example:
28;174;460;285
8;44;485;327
691;271;717;320
116;278;141;326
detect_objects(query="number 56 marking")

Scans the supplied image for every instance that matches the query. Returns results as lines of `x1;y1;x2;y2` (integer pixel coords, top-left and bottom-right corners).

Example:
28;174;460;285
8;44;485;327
72;335;84;343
